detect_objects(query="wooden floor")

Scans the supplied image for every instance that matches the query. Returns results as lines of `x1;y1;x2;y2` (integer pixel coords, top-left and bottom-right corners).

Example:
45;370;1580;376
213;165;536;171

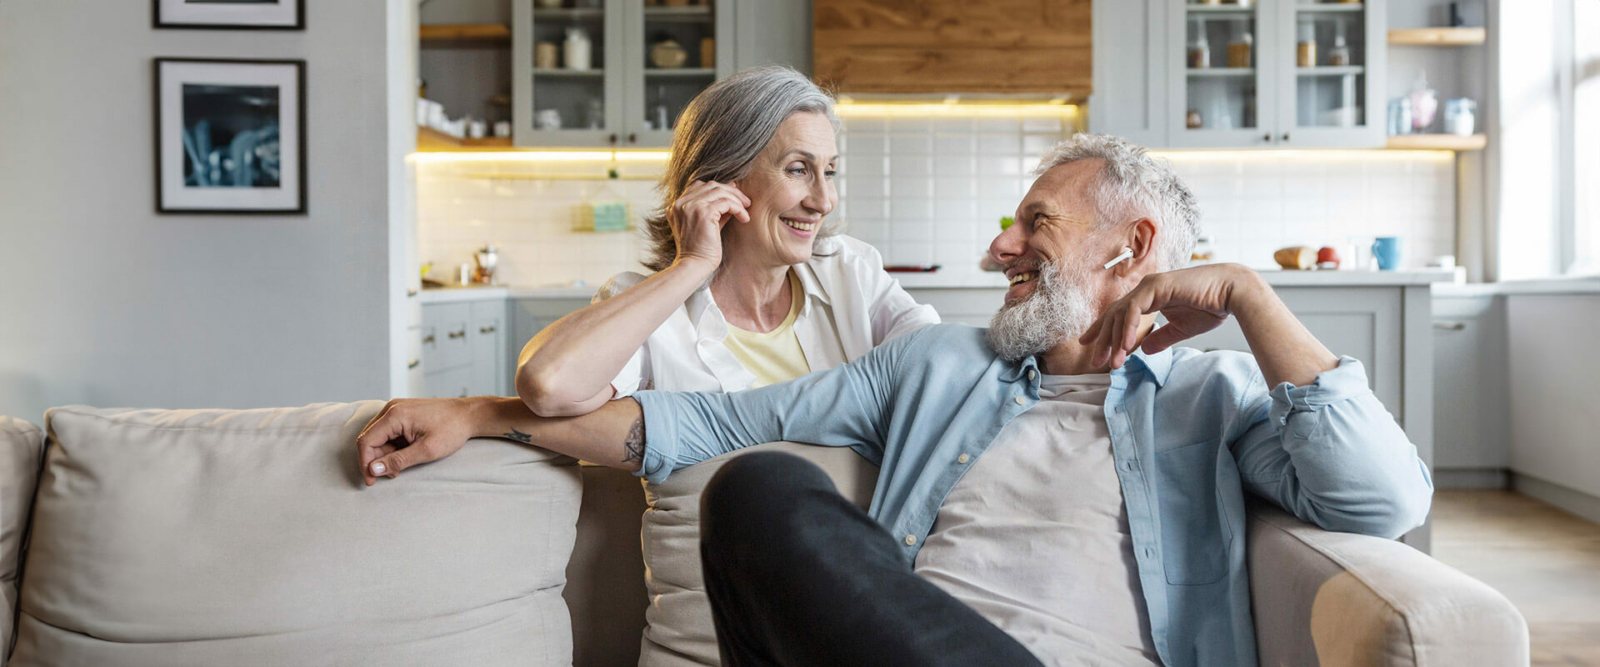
1432;490;1600;666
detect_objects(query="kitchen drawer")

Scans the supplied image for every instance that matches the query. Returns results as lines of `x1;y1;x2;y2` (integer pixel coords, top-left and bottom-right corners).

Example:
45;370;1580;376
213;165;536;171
422;303;473;374
422;365;474;399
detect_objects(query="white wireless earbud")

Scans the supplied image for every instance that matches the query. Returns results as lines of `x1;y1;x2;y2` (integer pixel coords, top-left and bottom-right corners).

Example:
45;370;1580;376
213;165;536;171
1103;247;1134;270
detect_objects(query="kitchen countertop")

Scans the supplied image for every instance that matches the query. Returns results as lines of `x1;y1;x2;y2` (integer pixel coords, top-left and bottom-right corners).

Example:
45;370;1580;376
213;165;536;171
1434;277;1600;297
421;268;1463;304
893;267;1461;289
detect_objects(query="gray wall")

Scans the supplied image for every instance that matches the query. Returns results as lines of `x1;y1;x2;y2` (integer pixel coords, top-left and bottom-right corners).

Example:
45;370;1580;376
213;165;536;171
0;1;397;424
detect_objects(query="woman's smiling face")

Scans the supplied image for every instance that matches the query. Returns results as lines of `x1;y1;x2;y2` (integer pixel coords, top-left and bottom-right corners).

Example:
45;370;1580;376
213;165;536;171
724;111;839;269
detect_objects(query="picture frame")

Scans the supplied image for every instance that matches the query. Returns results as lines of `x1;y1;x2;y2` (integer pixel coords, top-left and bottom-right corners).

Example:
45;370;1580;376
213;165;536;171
153;0;305;31
154;58;307;215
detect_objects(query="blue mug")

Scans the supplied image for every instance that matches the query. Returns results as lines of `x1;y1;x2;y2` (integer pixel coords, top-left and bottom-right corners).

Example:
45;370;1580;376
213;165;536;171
1372;236;1403;271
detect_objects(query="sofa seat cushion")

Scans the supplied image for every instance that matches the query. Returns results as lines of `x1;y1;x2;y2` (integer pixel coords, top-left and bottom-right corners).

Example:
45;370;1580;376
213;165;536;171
2;416;45;661
10;402;582;667
638;443;878;667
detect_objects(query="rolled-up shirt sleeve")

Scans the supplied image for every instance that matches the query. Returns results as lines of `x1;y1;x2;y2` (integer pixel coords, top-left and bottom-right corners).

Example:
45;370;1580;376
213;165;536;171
1229;356;1434;539
629;328;919;484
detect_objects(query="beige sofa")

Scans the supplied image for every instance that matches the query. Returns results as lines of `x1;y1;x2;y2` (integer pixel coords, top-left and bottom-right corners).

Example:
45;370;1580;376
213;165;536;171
0;404;1528;666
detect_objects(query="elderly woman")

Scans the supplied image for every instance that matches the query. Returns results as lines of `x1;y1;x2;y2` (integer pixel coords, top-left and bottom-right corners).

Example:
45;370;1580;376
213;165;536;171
357;66;937;665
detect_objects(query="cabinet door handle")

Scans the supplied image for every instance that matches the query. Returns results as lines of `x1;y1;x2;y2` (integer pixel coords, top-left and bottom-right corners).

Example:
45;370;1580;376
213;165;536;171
407;359;420;369
1262;133;1273;143
422;334;436;344
459;388;470;398
628;132;637;143
1281;132;1291;142
609;133;618;145
1434;321;1467;331
448;330;467;339
479;325;497;334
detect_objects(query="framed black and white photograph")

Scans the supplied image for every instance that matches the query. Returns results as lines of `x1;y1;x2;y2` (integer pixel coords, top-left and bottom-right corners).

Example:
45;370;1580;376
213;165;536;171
153;0;304;30
155;58;306;214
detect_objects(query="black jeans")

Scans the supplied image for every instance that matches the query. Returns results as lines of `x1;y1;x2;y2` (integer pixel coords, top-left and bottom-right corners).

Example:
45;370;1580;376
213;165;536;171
699;451;1046;667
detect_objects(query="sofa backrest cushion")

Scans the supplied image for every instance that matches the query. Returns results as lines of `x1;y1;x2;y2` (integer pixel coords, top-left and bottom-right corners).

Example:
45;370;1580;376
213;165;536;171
637;443;878;667
1;416;45;663
10;403;582;667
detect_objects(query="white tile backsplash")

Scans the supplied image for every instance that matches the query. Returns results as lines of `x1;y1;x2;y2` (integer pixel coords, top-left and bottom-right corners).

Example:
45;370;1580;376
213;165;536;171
416;122;1459;289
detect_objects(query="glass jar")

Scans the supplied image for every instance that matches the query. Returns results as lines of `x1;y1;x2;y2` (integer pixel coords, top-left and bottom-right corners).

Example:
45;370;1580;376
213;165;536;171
1296;20;1316;68
1228;31;1253;68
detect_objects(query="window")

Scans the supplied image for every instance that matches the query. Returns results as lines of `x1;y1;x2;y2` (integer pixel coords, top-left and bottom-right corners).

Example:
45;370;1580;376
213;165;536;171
1571;0;1600;274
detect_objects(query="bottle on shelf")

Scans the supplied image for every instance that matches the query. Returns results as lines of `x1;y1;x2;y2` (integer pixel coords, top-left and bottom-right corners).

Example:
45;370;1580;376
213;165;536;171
1189;19;1211;69
564;26;592;71
1328;22;1351;67
1296;18;1316;68
1227;24;1253;68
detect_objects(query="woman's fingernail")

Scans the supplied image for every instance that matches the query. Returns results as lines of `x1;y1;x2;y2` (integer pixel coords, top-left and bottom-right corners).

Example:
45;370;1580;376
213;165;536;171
370;461;387;476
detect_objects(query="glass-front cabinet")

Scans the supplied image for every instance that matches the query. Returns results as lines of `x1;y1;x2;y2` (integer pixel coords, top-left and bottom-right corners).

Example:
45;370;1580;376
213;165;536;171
513;0;732;148
1167;0;1384;148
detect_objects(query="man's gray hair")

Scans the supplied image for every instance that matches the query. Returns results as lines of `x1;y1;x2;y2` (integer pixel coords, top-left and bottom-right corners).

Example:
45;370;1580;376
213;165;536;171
1033;134;1201;272
642;66;843;272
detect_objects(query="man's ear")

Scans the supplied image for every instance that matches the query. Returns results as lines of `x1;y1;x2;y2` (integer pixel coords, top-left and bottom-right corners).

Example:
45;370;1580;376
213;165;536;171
1113;218;1159;277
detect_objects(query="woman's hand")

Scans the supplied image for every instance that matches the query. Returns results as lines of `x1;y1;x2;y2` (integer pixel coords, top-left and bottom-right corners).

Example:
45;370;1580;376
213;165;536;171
669;180;750;270
356;397;485;486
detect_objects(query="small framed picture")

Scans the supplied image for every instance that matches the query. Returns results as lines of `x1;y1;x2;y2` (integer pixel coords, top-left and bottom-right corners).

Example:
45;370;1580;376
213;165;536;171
155;58;307;214
153;0;304;30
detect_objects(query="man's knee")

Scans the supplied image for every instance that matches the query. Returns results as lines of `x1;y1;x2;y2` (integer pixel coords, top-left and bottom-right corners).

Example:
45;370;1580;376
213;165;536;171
702;451;831;547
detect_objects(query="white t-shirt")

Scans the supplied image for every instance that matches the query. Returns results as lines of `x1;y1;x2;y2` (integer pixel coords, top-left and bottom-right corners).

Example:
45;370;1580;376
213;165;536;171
597;235;939;396
913;373;1162;667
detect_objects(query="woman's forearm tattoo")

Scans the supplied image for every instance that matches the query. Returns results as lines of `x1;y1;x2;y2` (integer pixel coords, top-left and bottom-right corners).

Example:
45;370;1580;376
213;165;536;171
622;417;646;465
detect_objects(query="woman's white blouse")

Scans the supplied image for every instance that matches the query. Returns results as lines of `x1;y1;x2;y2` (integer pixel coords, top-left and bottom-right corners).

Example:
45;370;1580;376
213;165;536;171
597;235;941;397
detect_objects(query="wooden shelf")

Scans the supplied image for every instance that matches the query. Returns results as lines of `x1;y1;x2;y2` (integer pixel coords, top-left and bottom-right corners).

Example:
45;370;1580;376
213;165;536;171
533;68;604;78
645;68;715;77
1187;67;1256;77
419;23;511;43
1297;66;1366;75
417;127;514;152
1385;133;1487;150
1388;27;1486;46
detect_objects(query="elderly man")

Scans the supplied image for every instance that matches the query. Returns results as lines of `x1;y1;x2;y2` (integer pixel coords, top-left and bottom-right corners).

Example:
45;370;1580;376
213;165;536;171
359;134;1432;667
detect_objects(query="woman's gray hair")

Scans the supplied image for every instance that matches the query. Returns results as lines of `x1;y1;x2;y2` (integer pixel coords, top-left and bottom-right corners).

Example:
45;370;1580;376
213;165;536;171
1033;134;1201;272
642;66;843;272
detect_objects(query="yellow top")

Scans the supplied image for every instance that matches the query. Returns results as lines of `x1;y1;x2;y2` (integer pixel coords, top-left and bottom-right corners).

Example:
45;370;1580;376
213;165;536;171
722;271;812;388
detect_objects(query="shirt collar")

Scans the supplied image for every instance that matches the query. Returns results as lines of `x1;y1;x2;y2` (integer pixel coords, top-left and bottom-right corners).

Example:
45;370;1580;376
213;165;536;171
1001;346;1172;387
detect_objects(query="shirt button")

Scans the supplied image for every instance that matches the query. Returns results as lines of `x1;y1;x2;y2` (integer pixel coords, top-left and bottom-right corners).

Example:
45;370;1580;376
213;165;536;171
1123;461;1135;471
905;534;918;546
1014;396;1026;405
1144;547;1156;558
958;453;970;464
1027;369;1037;380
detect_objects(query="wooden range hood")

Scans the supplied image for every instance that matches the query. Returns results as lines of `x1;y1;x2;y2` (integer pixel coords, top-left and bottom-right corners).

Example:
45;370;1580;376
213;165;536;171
813;0;1091;97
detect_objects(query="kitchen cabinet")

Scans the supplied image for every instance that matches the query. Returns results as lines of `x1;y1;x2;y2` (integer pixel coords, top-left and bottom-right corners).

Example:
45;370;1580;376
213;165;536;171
1089;0;1170;147
1165;0;1386;149
421;301;513;398
813;0;1092;95
1093;0;1387;148
1431;295;1510;488
512;0;734;148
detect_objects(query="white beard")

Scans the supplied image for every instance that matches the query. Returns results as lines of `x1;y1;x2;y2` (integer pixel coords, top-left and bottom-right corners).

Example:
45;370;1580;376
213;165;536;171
986;259;1099;362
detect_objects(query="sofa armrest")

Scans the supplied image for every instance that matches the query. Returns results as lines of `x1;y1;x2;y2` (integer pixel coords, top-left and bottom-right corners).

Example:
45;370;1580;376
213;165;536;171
1246;500;1528;666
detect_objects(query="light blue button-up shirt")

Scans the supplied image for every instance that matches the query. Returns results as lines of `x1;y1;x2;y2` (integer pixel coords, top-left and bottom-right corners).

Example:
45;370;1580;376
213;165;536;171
632;323;1433;667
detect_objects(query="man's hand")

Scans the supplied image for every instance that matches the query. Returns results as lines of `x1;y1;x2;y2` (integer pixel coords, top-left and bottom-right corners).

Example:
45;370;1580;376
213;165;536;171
356;397;485;486
1080;263;1265;369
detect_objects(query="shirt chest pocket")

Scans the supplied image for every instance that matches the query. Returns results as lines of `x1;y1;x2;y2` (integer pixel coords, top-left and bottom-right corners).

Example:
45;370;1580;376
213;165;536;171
1154;440;1233;586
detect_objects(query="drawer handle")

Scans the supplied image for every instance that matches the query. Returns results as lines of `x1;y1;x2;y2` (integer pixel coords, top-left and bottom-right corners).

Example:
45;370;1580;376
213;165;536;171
448;330;467;339
479;325;497;334
407;359;420;369
1434;321;1467;331
422;334;436;344
406;288;418;297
